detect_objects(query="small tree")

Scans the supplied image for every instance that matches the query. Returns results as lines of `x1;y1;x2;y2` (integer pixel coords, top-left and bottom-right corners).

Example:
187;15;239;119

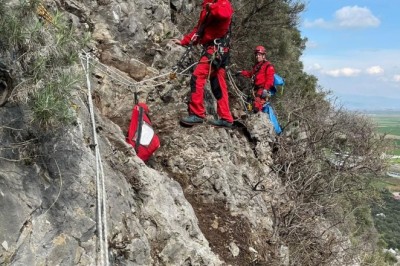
270;89;390;265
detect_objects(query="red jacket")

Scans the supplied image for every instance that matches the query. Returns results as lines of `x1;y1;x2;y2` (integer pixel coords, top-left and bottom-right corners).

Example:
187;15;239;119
241;61;275;90
126;103;160;162
180;0;233;46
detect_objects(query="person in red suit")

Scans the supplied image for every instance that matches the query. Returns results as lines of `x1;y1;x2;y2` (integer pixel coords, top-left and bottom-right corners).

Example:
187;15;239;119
126;103;160;162
237;45;275;112
172;0;234;128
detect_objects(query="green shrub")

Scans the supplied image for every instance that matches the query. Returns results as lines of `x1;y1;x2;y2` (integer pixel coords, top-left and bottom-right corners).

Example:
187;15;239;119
32;72;79;128
0;1;90;129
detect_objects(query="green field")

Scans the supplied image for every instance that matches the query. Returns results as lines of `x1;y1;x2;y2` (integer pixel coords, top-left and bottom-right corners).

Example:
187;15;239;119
373;177;400;191
368;113;400;155
372;116;400;135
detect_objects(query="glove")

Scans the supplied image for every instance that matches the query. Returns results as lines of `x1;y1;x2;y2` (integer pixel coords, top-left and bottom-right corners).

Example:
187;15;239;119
260;89;270;99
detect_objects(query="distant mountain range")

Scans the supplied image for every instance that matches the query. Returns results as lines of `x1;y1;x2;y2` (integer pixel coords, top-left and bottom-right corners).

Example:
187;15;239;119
334;94;400;112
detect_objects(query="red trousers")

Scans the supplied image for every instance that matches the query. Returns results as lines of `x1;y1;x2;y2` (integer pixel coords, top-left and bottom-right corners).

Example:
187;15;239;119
188;47;233;123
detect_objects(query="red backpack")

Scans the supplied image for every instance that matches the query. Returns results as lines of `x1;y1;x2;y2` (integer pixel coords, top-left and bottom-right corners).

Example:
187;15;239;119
126;103;160;162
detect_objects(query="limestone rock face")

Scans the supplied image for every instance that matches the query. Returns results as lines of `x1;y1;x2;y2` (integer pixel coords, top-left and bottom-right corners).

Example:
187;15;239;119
0;98;222;265
0;0;286;265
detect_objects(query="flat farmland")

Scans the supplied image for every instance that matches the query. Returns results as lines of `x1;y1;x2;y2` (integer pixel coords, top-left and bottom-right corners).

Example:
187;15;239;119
373;176;400;191
372;116;400;136
368;112;400;155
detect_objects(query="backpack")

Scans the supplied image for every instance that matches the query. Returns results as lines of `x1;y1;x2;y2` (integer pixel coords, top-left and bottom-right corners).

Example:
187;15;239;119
126;103;160;162
269;73;285;96
274;73;285;86
262;102;282;135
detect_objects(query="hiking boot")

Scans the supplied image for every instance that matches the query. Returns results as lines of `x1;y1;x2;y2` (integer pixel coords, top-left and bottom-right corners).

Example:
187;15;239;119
180;115;204;126
209;119;233;128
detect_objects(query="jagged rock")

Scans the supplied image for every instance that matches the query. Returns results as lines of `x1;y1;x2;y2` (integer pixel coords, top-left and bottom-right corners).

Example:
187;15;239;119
280;245;290;266
98;50;148;81
228;242;240;257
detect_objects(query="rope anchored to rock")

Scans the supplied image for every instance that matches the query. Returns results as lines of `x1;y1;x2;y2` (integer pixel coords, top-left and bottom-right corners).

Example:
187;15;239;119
80;52;110;266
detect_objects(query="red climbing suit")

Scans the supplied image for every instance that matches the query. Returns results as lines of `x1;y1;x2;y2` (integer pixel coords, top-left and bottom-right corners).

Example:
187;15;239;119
241;60;275;112
180;0;233;46
179;0;234;122
126;103;160;162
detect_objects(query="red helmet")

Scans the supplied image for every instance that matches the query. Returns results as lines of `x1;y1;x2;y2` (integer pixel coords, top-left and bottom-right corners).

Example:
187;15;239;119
254;45;266;54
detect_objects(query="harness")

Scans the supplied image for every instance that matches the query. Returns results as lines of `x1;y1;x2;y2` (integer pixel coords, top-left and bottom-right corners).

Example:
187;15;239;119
251;60;271;89
202;20;232;69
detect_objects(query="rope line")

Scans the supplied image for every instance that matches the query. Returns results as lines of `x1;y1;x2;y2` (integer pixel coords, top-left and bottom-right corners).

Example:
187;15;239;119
78;52;198;93
80;53;109;266
226;70;251;113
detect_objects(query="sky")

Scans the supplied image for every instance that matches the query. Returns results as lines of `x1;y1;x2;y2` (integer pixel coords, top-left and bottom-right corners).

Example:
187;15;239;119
299;0;400;111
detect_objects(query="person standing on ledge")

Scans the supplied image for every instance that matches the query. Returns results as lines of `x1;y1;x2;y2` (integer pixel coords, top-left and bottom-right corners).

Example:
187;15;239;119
236;45;275;113
172;0;234;128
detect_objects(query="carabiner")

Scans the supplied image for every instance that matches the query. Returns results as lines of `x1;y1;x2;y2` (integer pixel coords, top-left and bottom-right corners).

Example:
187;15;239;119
213;38;221;45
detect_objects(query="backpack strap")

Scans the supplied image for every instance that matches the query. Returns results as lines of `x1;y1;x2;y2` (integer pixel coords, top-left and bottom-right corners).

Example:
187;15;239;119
134;91;139;105
264;62;274;90
252;61;271;88
253;61;270;76
196;0;218;42
134;106;144;153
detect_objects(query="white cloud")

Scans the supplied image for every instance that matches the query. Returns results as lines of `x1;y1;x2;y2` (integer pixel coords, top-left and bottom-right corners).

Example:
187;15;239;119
394;75;400;82
301;50;400;101
303;6;380;29
335;6;380;28
322;68;361;77
304;18;328;28
366;66;384;75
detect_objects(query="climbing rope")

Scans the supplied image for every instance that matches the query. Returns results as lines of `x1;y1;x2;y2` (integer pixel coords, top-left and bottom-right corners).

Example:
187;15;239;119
226;69;252;113
78;52;198;94
80;53;109;266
